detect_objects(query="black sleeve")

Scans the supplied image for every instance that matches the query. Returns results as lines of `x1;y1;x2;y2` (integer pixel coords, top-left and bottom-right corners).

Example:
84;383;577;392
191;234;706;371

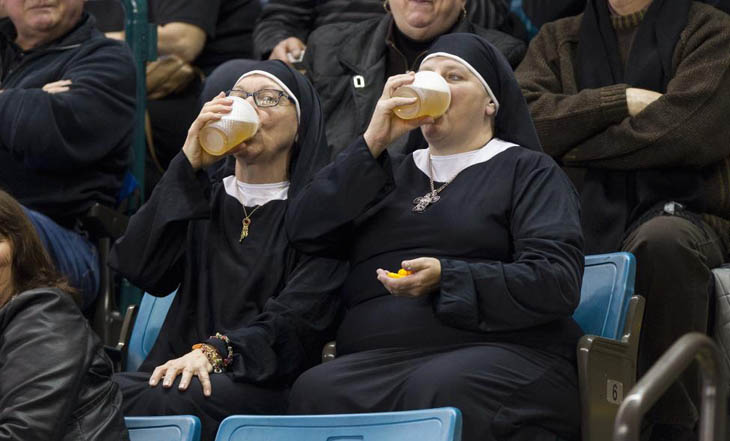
0;41;135;171
204;253;347;383
150;0;219;37
109;153;212;296
434;155;584;332
253;0;316;57
286;136;396;258
0;292;91;441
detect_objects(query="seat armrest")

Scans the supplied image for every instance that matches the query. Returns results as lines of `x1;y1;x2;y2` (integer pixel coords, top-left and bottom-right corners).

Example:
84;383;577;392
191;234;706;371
578;295;645;441
103;305;137;372
80;202;129;239
578;336;637;441
116;304;138;353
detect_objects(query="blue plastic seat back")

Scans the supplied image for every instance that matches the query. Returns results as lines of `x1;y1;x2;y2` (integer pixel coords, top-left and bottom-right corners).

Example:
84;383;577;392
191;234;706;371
125;289;177;372
573;252;636;340
215;407;462;441
126;415;201;441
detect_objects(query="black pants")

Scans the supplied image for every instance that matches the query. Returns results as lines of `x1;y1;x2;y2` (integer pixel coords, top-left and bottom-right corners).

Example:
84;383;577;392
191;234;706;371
622;214;726;432
288;343;581;441
114;372;288;441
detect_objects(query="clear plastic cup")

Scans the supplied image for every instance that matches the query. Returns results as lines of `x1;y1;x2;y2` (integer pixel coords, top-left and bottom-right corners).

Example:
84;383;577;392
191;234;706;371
199;96;260;156
393;71;451;120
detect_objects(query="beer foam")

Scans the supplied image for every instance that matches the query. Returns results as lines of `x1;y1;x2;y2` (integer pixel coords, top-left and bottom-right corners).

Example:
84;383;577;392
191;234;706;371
411;71;450;93
222;96;259;124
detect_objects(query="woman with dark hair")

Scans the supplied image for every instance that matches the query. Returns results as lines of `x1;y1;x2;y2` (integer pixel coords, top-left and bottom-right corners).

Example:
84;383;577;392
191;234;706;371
0;190;128;441
110;60;347;441
286;34;583;441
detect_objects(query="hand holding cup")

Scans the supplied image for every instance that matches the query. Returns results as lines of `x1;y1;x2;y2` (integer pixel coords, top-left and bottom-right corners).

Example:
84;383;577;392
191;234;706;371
363;72;436;158
183;92;234;170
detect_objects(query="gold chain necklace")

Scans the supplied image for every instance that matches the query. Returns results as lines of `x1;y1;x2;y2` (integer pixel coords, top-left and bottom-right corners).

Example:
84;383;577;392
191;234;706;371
240;204;262;242
412;153;453;213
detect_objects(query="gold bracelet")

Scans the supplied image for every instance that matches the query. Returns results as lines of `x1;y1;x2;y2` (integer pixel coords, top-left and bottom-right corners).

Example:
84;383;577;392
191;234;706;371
192;343;224;373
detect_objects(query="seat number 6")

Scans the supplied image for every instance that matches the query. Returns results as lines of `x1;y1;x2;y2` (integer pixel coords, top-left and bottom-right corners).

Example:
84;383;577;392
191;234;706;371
607;379;623;405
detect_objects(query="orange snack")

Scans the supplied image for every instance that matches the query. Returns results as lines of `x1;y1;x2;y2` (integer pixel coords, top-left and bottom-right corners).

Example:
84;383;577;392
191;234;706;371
386;268;413;278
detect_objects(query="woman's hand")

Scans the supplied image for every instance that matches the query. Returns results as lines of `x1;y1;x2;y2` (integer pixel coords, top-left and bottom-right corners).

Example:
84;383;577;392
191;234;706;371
182;92;233;170
363;73;434;158
148;349;213;397
376;257;441;297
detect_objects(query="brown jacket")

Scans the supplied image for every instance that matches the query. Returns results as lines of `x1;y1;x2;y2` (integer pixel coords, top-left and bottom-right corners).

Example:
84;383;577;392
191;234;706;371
515;1;730;250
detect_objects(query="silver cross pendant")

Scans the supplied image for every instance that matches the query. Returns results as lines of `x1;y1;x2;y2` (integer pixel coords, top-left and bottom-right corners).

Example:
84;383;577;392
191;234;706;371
412;191;440;212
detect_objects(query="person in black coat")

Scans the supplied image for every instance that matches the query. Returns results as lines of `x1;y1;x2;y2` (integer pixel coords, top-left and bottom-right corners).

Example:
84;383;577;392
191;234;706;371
110;61;348;441
301;0;525;159
254;0;516;63
286;33;584;441
0;0;135;310
0;190;128;441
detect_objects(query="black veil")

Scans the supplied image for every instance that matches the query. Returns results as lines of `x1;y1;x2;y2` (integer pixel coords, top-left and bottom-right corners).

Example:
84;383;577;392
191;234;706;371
408;33;542;153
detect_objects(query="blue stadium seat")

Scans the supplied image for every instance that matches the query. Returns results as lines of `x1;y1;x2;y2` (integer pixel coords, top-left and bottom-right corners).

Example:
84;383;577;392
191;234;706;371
126;415;201;441
575;252;644;441
125;290;177;372
214;407;462;441
575;252;636;339
126;254;641;441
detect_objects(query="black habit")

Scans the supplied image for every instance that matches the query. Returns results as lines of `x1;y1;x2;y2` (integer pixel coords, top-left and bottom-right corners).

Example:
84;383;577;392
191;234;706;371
286;35;584;441
110;61;347;441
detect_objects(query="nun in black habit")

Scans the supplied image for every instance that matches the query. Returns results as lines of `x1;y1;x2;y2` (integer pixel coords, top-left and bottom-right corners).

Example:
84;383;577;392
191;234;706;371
286;34;584;441
110;61;347;441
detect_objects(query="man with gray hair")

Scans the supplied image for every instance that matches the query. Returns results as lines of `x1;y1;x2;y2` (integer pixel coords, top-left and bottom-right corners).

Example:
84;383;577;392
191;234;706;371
0;0;136;310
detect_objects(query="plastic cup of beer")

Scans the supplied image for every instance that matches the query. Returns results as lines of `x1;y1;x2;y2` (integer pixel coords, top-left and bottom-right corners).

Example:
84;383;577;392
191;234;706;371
199;96;260;156
393;71;451;120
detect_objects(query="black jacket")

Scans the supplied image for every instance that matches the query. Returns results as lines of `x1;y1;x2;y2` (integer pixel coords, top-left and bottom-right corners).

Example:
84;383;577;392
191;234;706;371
303;15;526;159
253;0;515;58
0;288;128;441
0;13;135;228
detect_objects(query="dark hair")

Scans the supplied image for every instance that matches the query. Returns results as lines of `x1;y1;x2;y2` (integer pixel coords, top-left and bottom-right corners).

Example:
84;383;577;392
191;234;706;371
0;190;78;301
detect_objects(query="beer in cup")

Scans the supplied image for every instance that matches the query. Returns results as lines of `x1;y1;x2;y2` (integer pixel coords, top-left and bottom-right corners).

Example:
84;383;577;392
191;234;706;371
199;96;260;156
393;71;451;120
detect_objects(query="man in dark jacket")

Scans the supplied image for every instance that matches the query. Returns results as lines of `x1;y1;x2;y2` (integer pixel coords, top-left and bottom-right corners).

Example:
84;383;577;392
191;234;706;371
516;1;730;439
303;1;525;159
0;0;136;310
254;0;518;63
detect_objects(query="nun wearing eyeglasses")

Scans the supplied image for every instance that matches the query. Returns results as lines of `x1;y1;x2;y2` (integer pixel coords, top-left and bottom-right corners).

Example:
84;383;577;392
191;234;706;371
286;34;583;441
109;60;347;441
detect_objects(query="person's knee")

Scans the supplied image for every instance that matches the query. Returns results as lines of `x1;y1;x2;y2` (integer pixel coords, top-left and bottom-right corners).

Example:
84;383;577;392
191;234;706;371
625;215;702;263
402;367;480;408
119;374;206;415
288;365;339;412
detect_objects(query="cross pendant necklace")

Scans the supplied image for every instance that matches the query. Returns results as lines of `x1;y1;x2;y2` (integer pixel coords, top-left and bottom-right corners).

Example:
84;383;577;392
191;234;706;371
412;153;452;213
239;205;262;242
412;191;440;212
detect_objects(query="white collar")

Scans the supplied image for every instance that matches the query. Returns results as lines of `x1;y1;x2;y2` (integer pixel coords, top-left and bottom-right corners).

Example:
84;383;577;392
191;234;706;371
412;138;518;183
223;176;290;207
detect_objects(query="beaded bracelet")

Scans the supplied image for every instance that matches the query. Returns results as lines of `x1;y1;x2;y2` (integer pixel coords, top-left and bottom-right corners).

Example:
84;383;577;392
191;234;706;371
192;343;224;373
211;332;234;368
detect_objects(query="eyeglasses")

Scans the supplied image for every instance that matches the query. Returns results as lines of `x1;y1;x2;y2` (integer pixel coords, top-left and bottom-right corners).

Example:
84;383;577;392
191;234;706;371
226;88;293;107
